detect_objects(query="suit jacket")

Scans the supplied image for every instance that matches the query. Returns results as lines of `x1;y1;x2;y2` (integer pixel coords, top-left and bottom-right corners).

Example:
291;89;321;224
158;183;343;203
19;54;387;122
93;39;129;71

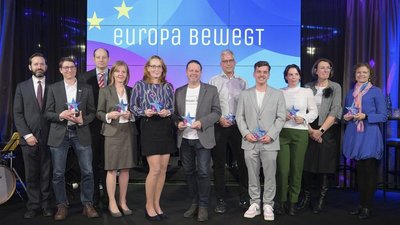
79;68;109;106
236;86;286;151
174;82;221;149
79;68;109;135
305;80;342;125
96;85;136;136
13;78;49;146
45;80;96;147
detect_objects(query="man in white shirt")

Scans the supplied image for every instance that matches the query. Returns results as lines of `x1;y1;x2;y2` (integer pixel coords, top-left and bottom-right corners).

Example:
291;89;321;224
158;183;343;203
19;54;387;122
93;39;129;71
45;57;99;220
174;60;221;222
209;50;249;213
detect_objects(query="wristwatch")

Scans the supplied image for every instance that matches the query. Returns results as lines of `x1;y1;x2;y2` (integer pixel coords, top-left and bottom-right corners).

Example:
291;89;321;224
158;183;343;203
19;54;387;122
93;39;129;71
319;128;325;133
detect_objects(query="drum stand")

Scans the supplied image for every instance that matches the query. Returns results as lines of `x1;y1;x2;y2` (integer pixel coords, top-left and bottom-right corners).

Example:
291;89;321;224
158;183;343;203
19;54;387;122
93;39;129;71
1;132;26;201
3;152;27;200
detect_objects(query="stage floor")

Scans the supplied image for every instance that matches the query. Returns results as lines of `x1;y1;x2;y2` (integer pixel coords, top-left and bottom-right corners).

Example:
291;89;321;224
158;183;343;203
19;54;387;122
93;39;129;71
0;183;399;225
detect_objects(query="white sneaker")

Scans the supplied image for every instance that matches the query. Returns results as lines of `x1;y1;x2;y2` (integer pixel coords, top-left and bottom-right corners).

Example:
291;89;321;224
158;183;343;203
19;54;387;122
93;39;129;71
244;203;261;218
263;204;275;221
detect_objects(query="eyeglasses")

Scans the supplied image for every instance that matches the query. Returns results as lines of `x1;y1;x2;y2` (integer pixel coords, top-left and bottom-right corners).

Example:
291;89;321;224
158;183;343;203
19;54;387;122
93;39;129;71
318;66;332;70
221;59;235;64
148;65;162;69
61;66;76;70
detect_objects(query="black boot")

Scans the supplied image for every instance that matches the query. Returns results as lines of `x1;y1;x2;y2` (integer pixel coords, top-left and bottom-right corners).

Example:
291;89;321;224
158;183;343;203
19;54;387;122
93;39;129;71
275;202;286;215
288;202;296;216
297;189;311;210
313;174;328;214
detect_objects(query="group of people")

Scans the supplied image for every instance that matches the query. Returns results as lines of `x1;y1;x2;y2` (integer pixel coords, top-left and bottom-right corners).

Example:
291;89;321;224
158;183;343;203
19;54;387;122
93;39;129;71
13;48;387;222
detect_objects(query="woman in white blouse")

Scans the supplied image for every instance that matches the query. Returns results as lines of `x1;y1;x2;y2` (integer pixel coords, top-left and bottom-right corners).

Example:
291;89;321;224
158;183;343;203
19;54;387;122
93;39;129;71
276;64;318;216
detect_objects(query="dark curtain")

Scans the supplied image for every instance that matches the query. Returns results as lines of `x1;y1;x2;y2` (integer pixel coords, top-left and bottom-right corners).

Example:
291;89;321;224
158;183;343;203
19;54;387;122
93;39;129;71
301;0;346;86
0;0;16;142
343;0;400;137
0;0;86;142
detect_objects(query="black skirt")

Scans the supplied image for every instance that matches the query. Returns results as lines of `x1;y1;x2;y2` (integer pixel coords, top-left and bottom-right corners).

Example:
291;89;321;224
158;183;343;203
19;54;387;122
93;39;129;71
303;119;340;174
139;116;177;156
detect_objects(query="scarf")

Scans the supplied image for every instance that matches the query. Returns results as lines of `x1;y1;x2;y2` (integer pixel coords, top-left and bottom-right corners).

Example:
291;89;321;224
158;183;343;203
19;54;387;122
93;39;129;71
352;82;372;132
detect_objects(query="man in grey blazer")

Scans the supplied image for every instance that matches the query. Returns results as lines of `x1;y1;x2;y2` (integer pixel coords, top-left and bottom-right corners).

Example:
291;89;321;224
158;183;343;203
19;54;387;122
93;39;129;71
236;61;286;221
174;60;221;222
45;57;99;220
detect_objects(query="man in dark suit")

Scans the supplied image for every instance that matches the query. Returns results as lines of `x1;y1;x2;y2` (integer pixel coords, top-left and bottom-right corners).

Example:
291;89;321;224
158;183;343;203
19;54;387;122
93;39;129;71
13;53;53;218
79;48;109;206
174;60;221;222
45;57;99;220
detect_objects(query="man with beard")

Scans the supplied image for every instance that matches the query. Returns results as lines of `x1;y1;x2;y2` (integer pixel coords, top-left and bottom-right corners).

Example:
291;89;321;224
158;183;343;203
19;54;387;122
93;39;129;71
14;53;53;218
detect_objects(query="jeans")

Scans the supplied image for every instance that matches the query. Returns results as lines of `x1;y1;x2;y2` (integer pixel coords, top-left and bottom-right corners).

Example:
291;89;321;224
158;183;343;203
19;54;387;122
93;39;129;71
180;138;211;208
50;128;94;206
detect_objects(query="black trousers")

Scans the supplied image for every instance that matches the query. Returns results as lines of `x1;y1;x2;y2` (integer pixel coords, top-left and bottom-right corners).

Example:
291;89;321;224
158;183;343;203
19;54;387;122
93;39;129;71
21;143;52;210
356;158;378;208
89;119;106;204
211;124;248;199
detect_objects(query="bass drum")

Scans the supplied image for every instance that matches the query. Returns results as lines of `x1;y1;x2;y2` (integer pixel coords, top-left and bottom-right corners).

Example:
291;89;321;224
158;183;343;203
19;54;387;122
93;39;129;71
0;165;16;204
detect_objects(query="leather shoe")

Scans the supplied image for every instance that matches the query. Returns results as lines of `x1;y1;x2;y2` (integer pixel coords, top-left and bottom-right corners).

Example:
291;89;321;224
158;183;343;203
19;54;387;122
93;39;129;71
109;207;122;217
118;205;132;216
183;204;198;218
54;205;68;221
275;202;286;215
43;208;54;217
197;207;208;222
214;199;227;214
24;209;39;219
158;212;168;220
83;204;100;218
145;208;161;221
358;208;371;219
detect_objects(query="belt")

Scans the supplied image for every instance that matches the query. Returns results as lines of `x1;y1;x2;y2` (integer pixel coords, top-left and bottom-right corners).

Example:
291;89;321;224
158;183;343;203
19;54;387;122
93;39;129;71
67;125;77;130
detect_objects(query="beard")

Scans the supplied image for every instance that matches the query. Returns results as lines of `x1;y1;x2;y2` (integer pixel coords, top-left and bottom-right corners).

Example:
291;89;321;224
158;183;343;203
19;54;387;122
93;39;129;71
33;70;45;77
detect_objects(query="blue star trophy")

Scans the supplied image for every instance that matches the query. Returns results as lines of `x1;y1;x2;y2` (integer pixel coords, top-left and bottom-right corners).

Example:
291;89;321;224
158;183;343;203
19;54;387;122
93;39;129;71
66;98;80;116
116;100;128;113
288;105;300;117
150;100;164;112
182;112;195;127
252;126;266;141
224;112;236;124
346;103;358;115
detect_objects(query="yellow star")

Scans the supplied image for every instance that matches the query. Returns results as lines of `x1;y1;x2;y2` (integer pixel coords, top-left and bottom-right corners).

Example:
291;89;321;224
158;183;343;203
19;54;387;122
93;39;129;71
87;12;104;30
114;0;133;19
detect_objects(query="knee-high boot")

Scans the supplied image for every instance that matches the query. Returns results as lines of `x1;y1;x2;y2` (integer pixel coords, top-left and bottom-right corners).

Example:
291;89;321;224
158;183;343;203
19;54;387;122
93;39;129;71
297;172;312;210
313;174;328;214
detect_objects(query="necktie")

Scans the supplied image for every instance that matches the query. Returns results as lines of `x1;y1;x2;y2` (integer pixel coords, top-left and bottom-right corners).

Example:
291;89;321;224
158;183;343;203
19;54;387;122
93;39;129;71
98;72;105;88
37;81;43;109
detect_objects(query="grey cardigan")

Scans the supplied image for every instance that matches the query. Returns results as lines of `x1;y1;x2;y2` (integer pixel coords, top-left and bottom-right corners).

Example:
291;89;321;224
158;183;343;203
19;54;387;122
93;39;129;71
305;80;342;125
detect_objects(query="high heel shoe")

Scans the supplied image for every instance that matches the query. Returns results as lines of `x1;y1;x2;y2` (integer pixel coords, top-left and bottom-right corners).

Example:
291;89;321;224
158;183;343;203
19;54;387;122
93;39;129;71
108;207;122;218
118;205;133;216
145;208;161;221
157;212;168;220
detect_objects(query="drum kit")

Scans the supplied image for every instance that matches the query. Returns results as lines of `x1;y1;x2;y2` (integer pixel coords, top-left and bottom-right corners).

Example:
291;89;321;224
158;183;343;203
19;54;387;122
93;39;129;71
0;132;26;205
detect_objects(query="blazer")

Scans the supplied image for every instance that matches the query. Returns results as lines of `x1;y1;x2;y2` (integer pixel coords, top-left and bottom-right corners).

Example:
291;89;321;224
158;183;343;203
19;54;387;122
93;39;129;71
45;80;96;147
305;80;342;125
236;86;286;151
79;68;109;106
96;85;136;137
174;82;221;149
13;78;49;146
